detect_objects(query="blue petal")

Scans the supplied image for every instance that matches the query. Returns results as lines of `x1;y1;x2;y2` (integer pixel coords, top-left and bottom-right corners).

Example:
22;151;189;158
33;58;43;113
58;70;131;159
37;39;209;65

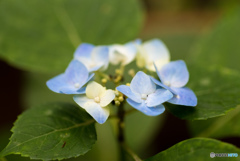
159;60;189;88
46;74;68;93
130;71;156;95
127;98;165;116
60;86;86;94
86;73;95;83
116;85;142;103
168;87;197;106
91;46;109;71
65;60;89;87
150;76;177;95
146;88;173;107
74;43;94;59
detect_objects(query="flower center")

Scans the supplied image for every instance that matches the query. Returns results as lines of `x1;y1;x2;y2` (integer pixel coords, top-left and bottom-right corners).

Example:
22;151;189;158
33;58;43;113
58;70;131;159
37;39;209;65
94;96;101;103
141;94;148;100
74;83;80;88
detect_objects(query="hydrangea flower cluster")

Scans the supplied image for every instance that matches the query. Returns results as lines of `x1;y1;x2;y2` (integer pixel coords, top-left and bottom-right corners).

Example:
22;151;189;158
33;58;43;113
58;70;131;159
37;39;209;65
47;39;197;124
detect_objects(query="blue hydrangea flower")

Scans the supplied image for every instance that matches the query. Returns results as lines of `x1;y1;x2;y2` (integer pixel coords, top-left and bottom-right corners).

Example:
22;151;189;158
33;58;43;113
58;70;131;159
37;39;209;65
136;39;170;71
151;60;197;106
46;60;94;94
74;81;115;124
109;39;141;66
117;71;173;116
74;43;109;72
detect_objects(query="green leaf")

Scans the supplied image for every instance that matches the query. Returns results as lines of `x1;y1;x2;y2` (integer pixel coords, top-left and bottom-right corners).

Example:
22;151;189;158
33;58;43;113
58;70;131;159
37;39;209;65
0;0;144;73
145;138;240;161
165;65;240;120
188;105;240;138
0;103;97;160
189;7;240;71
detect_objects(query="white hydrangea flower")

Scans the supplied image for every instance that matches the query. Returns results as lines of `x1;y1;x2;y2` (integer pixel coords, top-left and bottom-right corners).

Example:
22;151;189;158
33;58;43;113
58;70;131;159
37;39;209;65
136;39;170;71
73;81;115;124
109;40;140;66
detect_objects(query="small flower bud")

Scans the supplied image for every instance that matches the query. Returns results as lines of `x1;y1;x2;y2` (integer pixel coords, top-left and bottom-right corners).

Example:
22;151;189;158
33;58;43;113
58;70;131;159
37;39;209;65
115;69;121;75
115;100;120;106
101;78;107;84
114;90;120;96
126;83;130;86
128;69;135;77
118;96;124;102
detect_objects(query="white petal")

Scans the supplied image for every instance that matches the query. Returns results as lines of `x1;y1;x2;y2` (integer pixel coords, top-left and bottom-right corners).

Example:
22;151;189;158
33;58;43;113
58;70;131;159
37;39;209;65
99;90;115;107
136;45;147;68
86;81;106;99
142;39;170;71
109;45;126;65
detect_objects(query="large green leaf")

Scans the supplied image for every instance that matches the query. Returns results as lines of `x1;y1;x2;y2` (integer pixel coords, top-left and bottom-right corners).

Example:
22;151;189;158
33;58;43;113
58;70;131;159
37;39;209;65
189;7;240;71
0;0;144;73
145;138;240;161
165;65;240;120
0;103;97;160
188;105;240;138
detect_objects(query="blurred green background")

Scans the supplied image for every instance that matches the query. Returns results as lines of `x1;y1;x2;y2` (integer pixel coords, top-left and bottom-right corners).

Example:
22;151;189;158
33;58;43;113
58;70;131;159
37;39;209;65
1;0;240;160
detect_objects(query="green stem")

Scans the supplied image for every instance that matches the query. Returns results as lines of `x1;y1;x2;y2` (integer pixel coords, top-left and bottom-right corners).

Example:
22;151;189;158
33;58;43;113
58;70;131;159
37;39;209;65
117;102;142;161
117;103;125;161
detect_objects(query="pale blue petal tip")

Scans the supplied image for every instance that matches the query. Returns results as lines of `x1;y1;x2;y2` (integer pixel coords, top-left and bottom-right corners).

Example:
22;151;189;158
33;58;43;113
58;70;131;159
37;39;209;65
74;43;94;58
127;98;165;116
46;74;67;94
88;108;108;124
168;87;197;106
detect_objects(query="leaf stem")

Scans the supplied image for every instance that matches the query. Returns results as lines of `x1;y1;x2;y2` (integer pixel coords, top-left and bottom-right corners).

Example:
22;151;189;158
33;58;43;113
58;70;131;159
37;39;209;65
121;142;142;161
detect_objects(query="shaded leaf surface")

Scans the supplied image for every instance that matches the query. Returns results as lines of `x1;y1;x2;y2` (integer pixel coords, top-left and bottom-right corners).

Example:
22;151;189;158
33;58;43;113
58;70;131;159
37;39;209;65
145;138;240;161
188;105;240;138
0;103;96;160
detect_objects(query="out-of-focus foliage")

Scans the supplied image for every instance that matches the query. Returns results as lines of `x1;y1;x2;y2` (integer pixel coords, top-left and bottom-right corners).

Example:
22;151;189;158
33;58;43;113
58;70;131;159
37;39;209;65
186;6;240;138
190;7;240;71
0;0;144;73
